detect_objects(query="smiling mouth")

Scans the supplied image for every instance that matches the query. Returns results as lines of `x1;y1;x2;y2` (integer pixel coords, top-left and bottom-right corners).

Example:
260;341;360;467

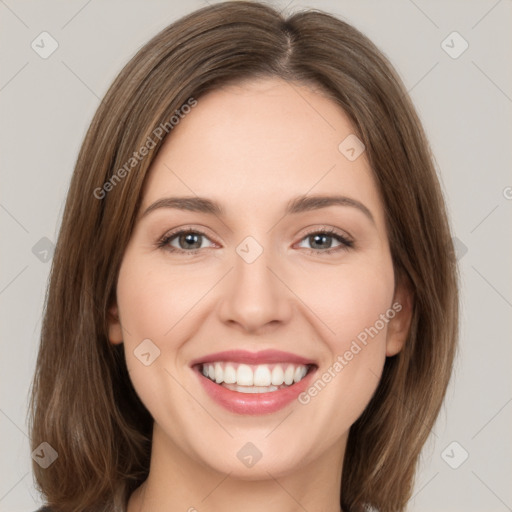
197;361;316;394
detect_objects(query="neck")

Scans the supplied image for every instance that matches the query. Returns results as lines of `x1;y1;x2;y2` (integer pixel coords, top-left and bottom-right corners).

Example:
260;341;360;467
127;423;346;512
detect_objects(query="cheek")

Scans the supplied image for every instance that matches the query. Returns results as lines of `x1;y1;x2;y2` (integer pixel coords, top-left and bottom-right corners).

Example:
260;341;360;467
333;273;394;353
292;258;395;423
114;253;217;403
114;256;198;436
296;256;395;351
116;255;211;343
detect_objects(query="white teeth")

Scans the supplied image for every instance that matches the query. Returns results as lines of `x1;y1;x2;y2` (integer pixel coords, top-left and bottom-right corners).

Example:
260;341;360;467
271;365;284;385
236;364;253;386
294;366;307;383
223;364;237;384
214;363;223;384
201;361;311;390
222;383;280;393
284;365;295;385
253;365;272;386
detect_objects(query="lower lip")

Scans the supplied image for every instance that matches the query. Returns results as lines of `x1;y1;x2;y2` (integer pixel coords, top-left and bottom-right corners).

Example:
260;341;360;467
194;366;316;415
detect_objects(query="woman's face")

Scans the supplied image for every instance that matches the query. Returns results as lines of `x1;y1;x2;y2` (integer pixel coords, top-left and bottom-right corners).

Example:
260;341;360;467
109;77;411;479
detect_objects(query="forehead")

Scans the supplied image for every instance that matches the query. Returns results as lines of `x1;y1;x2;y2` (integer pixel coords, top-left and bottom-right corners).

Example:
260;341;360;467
141;77;385;229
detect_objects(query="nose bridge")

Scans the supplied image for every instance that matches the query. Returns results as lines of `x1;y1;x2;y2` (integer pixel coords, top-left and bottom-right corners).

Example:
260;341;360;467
234;235;273;289
218;234;292;330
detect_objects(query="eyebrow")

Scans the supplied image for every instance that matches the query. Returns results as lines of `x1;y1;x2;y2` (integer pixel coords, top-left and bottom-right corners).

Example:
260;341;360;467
141;194;375;224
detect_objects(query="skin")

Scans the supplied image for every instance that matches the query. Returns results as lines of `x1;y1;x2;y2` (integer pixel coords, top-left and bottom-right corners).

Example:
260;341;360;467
108;77;413;512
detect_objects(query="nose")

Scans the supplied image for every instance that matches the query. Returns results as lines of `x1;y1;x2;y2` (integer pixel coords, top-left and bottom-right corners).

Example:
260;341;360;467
217;241;294;333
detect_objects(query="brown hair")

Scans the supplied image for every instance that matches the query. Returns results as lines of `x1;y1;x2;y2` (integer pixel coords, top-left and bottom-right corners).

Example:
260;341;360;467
29;2;459;511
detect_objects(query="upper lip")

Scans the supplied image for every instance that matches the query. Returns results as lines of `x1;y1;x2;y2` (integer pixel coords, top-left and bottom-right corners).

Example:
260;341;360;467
189;349;317;367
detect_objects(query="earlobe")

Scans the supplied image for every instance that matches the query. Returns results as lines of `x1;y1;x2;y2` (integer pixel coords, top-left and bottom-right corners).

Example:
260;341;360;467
385;277;414;357
107;303;124;345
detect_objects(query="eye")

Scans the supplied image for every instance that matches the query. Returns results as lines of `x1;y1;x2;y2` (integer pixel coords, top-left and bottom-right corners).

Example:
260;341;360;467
157;226;354;256
296;227;353;255
158;229;215;254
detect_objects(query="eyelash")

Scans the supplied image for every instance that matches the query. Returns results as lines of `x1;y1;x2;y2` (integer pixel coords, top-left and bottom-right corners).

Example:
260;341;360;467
156;226;354;256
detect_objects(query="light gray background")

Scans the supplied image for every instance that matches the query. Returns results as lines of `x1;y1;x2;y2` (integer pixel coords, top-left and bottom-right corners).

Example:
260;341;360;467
1;1;511;511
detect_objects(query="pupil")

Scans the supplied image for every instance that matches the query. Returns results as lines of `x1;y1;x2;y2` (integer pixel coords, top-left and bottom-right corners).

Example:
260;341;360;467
311;234;330;249
177;233;333;251
181;233;201;249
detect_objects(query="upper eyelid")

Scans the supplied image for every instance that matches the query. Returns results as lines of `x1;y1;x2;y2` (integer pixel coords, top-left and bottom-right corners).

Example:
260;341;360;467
300;225;352;239
160;225;353;249
161;225;218;244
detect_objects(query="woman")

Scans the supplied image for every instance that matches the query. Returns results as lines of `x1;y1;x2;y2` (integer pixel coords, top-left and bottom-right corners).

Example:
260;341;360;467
29;2;459;511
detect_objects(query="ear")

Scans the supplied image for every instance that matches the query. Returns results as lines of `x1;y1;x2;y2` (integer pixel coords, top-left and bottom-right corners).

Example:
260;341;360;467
107;302;124;345
385;275;414;357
